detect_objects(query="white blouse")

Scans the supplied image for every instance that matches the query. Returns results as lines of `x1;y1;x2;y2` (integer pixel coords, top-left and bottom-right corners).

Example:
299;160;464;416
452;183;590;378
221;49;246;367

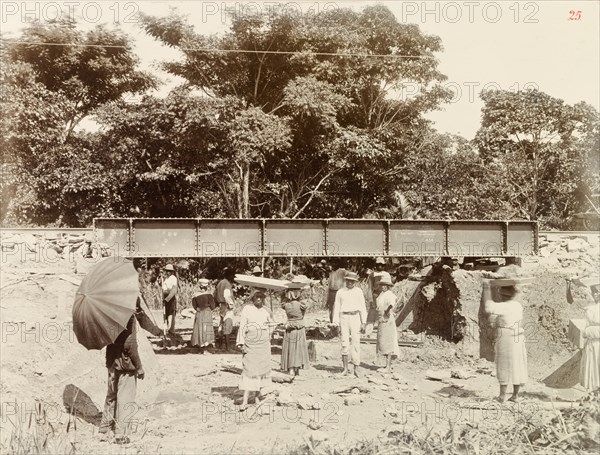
485;299;523;328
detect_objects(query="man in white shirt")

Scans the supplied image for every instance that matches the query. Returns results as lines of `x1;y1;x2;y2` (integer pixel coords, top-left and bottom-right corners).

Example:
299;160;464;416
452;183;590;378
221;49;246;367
162;264;178;337
333;271;367;377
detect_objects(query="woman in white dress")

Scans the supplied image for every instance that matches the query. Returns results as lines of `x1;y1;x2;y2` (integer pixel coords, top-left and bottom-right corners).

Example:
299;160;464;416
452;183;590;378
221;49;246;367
580;286;600;391
482;280;528;402
236;291;275;410
376;277;399;372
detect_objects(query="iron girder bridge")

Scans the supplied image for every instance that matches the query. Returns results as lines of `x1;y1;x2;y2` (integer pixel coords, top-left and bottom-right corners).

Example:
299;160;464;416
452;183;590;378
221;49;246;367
93;218;538;259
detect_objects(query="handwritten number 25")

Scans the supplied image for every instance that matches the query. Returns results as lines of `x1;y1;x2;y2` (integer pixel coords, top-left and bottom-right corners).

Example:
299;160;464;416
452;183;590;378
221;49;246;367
569;10;582;21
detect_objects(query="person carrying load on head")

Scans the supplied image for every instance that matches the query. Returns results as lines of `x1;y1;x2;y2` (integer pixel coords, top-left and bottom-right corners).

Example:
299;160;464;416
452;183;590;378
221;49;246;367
482;280;528;403
190;278;216;353
281;276;310;376
332;271;367;378
236;291;275;411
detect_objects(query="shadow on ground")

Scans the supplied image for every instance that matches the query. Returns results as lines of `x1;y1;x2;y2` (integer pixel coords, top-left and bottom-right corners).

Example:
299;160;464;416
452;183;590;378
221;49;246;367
62;384;102;426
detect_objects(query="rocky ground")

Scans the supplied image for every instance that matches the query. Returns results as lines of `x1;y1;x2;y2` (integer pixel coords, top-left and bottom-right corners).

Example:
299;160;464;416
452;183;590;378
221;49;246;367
0;231;598;454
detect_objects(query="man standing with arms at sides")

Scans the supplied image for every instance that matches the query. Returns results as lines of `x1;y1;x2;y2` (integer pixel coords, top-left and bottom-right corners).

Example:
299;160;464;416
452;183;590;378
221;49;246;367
365;257;392;337
162;264;178;337
216;267;236;319
333;271;367;378
216;268;236;350
327;259;347;323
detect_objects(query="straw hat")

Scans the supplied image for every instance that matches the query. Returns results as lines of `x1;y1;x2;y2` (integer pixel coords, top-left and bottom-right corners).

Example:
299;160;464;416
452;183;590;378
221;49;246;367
345;271;359;281
292;275;310;285
252;266;262;274
164;264;175;272
375;257;385;265
379;277;393;287
198;278;209;287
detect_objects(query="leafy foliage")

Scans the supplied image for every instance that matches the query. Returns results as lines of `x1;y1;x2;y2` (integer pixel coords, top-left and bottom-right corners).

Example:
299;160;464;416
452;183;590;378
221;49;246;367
1;13;598;230
475;90;600;227
1;20;155;225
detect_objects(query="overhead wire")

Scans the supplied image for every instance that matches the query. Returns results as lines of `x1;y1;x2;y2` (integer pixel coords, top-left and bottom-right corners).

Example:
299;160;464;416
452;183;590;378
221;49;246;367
0;39;434;59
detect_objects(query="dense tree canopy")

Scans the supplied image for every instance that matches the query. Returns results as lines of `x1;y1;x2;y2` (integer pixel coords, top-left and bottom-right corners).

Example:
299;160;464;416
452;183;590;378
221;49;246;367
475;90;599;224
138;5;452;218
0;20;155;225
1;10;598;229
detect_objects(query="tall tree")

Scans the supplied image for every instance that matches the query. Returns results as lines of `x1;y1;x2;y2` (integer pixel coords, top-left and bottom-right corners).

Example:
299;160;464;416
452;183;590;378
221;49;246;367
1;20;155;225
475;89;599;226
140;5;451;218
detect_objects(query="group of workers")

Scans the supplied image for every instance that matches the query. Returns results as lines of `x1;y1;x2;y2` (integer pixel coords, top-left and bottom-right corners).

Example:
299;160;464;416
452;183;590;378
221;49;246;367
99;260;600;444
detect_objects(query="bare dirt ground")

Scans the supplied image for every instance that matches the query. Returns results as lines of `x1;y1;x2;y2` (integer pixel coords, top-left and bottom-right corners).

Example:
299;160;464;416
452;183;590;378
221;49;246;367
0;232;598;454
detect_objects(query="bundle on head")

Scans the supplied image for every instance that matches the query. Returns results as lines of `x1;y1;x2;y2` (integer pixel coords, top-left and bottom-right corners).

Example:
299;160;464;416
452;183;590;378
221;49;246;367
499;285;518;300
286;289;301;301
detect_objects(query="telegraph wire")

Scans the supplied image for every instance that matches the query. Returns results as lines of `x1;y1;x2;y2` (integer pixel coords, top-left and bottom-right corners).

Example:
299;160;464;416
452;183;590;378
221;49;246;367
0;39;434;59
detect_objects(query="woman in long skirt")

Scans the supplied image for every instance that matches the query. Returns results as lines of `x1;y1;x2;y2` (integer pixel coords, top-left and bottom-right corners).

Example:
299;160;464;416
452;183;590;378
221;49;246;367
482;280;528;402
190;279;216;352
281;285;310;376
376;277;399;372
236;291;275;410
580;288;600;391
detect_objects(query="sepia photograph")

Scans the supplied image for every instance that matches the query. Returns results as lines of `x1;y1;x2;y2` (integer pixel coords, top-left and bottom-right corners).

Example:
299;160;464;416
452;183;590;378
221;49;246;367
0;1;599;453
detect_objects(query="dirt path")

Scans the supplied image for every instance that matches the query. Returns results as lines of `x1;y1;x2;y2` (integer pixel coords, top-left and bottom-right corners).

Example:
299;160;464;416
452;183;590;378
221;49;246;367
51;319;586;455
1;236;597;454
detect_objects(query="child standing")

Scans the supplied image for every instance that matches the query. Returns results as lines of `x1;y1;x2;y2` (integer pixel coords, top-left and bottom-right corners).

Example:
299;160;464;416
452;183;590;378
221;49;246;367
219;303;234;351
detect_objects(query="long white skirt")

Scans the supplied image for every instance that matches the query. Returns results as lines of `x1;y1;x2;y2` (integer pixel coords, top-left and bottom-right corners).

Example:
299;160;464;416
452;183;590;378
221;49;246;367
581;338;600;390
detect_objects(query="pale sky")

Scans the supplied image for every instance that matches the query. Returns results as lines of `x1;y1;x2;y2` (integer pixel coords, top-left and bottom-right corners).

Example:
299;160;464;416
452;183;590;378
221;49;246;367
1;1;599;139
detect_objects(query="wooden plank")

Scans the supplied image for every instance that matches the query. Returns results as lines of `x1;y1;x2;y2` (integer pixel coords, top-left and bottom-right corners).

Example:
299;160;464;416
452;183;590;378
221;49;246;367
360;338;423;347
221;366;294;384
490;277;535;287
395;267;435;327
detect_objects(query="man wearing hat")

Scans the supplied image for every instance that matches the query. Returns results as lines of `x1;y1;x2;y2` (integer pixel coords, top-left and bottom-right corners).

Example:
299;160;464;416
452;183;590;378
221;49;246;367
252;266;263;277
162;264;178;337
365;257;392;337
332;271;367;377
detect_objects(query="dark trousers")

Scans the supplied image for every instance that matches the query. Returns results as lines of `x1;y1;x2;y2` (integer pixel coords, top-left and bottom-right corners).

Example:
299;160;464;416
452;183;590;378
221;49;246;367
218;332;232;350
99;368;137;436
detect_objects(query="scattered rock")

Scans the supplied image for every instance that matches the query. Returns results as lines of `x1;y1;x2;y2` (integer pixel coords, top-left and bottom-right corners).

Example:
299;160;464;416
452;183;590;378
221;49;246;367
450;370;474;380
344;396;361;406
277;391;296;406
308;419;323;431
308;430;328;444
